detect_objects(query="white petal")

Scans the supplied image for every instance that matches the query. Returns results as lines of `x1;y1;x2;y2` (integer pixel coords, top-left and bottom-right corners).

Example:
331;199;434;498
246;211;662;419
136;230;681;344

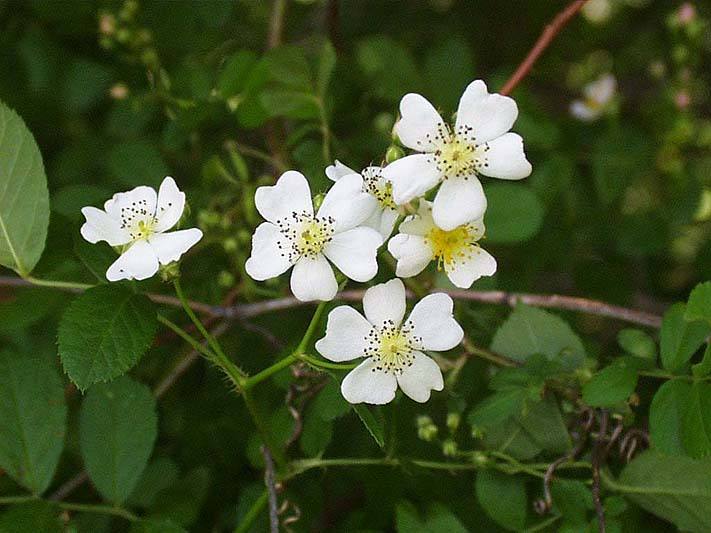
399;200;436;236
432;176;486;231
315;306;372;362
325;160;357;182
585;74;616;105
569;100;599;121
394;93;445;151
455;80;519;143
396;351;444;403
290;254;338;302
363;278;406;327
106;240;159;282
245;222;293;281
153;176;186;233
318;173;378;233
388;234;433;278
384;154;441;205
445;246;497;289
254;171;313;224
376;208;399;239
406;293;463;351
479;133;532;180
148;228;202;265
340;358;397;405
322;227;381;282
103;185;157;221
80;207;131;246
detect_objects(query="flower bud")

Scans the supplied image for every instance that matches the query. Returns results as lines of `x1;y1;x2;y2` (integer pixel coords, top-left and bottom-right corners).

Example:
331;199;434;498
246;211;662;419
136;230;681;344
159;262;181;282
471;451;489;467
218;270;235;288
417;424;438;442
446;412;461;432
223;238;238;254
470;425;485;439
416;415;433;428
385;145;404;164
442;439;458;457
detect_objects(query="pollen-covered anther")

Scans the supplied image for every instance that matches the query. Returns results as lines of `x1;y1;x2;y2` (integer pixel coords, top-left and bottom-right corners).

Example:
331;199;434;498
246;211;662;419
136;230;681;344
425;224;480;270
363;319;423;375
276;211;336;262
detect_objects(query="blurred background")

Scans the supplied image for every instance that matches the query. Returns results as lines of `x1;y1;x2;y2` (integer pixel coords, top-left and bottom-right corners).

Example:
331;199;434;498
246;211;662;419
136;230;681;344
0;0;709;531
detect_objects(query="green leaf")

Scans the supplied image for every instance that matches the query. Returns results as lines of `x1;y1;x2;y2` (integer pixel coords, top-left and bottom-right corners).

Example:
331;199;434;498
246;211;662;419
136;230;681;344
395;501;467;533
300;407;333;456
0;101;50;276
468;388;529;429
550;479;593;524
0;502;62;533
58;285;158;391
484;184;544;244
491;304;585;369
475;471;527;531
80;376;158;505
311;379;350;421
686;282;711;324
0;352;66;495
614;450;711;532
217;50;259;97
352;404;385;449
649;380;690;455
682;382;711;458
356;36;421;102
259;89;320;120
617;328;656;359
582;362;638;407
149;467;210;527
693;344;711;378
264;46;312;90
130;519;187;533
660;303;711;371
128;457;180;509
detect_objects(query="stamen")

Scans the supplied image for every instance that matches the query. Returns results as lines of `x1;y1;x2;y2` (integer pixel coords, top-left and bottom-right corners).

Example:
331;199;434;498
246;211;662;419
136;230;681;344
362;319;423;375
276;211;335;262
425;224;481;271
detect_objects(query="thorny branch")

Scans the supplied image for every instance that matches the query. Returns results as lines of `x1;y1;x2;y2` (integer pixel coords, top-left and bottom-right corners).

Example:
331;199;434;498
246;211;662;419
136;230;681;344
499;0;589;96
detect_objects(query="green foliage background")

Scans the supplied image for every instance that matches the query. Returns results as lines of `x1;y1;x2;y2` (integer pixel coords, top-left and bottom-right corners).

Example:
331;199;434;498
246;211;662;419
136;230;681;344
1;0;711;531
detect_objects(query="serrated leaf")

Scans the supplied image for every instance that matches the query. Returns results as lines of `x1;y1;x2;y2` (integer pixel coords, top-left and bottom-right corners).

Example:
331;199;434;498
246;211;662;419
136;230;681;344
550;479;593;524
649;380;689;455
0;352;66;495
0;101;50;276
617;328;656;359
217;50;259;98
582;362;638;407
693;344;711;378
300;406;333;456
468;388;528;429
80;376;158;504
149;467;211;527
491;304;585;369
352;404;385;449
395;501;467;533
686;282;711;324
682;382;711;458
58;285;158;391
614;450;711;532
475;471;527;531
660;303;711;371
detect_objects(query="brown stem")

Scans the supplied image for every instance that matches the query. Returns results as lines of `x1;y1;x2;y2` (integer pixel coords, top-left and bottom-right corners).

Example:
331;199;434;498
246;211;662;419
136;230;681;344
591;409;609;533
0;276;662;328
499;0;589;96
261;446;280;533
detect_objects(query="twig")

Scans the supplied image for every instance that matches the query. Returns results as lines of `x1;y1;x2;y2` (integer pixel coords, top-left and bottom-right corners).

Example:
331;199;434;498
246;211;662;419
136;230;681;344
267;0;287;50
591;409;609;533
499;0;589;96
0;276;663;328
49;471;89;502
261;446;280;533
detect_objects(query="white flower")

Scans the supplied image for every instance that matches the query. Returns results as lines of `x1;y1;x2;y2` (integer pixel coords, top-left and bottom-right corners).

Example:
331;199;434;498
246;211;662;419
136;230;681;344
383;79;532;231
388;201;496;289
570;74;617;122
582;0;612;24
245;170;382;302
80;177;203;282
315;278;463;404
326;160;399;239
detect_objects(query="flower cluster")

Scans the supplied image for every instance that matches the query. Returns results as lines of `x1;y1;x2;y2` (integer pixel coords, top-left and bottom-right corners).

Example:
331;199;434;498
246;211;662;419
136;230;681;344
79;79;531;405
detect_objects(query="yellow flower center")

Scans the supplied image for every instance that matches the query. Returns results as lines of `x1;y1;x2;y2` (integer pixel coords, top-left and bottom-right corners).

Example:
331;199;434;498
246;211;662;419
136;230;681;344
277;211;335;262
426;224;479;270
363;320;423;374
362;168;396;209
432;129;489;179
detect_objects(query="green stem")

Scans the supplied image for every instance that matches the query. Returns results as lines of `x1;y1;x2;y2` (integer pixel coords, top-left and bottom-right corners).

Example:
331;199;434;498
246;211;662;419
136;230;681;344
24;276;93;290
57;502;138;522
234;489;269;533
0;495;36;505
525;515;561;533
242;353;298;391
172;279;246;388
157;314;216;362
296;300;329;354
298;353;357;371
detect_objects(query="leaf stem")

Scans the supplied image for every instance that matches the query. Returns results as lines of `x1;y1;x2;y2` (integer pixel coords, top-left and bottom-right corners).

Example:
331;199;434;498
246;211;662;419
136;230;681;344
24;276;93;290
0;496;137;522
157;314;216;362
